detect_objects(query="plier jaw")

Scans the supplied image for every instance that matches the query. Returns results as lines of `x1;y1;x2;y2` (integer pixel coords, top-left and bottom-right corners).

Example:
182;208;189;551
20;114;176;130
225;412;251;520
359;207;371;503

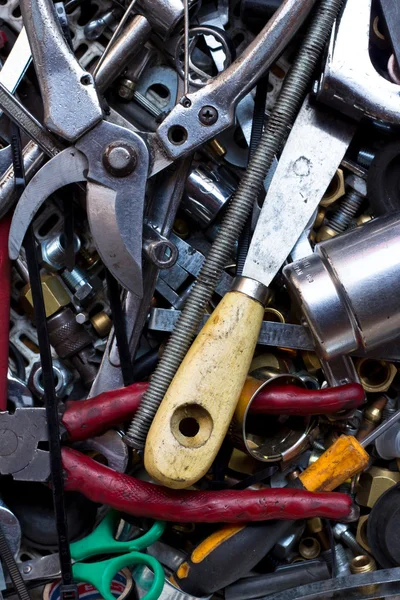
9;121;149;295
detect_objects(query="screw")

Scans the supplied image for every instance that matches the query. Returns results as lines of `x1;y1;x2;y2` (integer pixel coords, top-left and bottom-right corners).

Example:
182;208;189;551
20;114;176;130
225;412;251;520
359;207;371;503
102;141;137;177
333;523;365;557
357;148;375;168
23;565;32;574
322;544;351;577
317;175;366;241
198;105;218;126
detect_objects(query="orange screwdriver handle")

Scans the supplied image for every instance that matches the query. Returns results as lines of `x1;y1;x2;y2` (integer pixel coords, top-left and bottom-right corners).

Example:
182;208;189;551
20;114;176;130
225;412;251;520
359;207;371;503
299;435;369;492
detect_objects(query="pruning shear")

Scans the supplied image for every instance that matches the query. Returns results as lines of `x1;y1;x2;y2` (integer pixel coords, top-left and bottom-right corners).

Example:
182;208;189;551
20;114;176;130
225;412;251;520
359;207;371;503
8;0;316;293
19;510;166;600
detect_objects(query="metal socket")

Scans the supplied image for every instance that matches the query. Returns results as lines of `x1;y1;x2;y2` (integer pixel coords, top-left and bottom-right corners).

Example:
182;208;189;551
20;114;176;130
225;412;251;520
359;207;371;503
284;214;400;360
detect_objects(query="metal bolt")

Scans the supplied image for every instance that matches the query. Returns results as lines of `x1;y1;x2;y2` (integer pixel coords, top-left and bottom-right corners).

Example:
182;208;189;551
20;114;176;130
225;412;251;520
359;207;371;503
322;544;351;577
198;105;218;126
61;267;101;305
357;148;375;168
23;565;32;574
76;311;89;325
117;78;136;101
333;523;365;557
102;141;137;177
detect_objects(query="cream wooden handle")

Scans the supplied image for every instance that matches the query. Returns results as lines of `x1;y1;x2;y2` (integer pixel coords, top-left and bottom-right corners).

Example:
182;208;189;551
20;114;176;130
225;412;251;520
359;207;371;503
144;291;264;489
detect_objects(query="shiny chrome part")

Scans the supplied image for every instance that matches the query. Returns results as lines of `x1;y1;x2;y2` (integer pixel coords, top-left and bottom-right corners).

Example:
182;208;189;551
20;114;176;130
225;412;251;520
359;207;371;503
95;15;152;92
231;276;269;306
40;232;81;272
72;430;129;473
84;9;117;40
156;0;317;159
284;215;400;360
0;408;49;482
0;28;31;107
0;141;46;219
30;359;73;399
0;500;21;558
143;224;178;269
0;83;62;157
20;0;102;140
175;26;233;88
181;164;235;227
317;0;400;124
8;372;34;408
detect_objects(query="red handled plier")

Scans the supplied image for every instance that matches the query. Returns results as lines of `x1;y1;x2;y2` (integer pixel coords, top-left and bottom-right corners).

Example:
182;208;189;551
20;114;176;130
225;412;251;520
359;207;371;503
0;382;361;522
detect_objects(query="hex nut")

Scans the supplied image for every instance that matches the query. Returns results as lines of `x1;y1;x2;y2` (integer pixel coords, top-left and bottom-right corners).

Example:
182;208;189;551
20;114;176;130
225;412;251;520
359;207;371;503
356;516;371;553
345;174;367;197
21;274;70;318
320;169;345;207
74;281;98;305
355;466;400;508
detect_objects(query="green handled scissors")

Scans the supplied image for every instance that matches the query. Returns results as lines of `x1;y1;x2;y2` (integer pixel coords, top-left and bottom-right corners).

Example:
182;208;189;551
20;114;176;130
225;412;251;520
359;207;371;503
70;511;166;600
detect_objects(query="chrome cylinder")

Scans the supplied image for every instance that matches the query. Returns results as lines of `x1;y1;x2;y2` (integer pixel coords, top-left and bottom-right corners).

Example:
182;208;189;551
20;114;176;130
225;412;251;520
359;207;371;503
95;15;152;92
284;214;400;359
181;164;235;227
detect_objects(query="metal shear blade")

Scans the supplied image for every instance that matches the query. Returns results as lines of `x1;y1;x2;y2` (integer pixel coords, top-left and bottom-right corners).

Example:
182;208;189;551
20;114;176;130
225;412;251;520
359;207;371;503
9;121;149;296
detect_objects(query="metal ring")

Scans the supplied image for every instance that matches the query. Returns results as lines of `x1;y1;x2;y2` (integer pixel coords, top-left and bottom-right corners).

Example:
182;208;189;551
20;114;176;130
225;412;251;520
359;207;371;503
175;26;233;88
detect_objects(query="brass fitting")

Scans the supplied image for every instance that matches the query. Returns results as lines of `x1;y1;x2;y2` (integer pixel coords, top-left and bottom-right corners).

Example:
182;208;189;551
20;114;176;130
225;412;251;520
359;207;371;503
307;518;330;550
21;273;70;318
356;396;387;442
356;358;397;393
313;207;326;230
356;213;374;227
316;224;337;242
356;516;371;553
264;307;285;323
356;466;400;508
90;311;112;337
320;168;345;207
208;138;226;157
302;351;321;374
350;555;376;574
299;537;321;559
249;352;288;380
173;218;190;239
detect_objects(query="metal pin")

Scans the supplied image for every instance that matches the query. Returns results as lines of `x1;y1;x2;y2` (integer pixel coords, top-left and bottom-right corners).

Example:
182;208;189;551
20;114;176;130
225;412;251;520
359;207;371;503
93;0;138;79
183;0;190;97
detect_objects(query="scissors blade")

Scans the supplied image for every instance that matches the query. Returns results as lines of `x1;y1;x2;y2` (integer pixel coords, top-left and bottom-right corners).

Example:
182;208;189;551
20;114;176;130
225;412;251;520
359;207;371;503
9;148;87;259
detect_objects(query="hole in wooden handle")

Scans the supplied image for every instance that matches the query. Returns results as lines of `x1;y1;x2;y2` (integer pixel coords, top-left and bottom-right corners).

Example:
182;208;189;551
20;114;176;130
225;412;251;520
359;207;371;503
171;404;213;448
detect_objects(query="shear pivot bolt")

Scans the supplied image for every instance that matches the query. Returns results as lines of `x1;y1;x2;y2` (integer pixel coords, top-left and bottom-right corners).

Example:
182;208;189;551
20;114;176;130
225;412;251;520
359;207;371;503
103;142;137;177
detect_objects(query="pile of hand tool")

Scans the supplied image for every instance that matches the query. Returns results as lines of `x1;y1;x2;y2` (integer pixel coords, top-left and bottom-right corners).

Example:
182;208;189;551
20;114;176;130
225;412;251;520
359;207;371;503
0;0;400;598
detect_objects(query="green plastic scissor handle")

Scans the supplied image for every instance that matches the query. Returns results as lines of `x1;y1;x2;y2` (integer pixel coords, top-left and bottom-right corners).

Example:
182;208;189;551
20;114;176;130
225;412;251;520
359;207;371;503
70;511;166;600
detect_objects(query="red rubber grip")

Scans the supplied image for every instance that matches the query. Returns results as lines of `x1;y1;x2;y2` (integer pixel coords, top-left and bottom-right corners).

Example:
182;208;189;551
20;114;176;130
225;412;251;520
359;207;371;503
62;382;147;441
63;382;365;443
0;216;11;412
251;383;365;415
62;447;352;522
